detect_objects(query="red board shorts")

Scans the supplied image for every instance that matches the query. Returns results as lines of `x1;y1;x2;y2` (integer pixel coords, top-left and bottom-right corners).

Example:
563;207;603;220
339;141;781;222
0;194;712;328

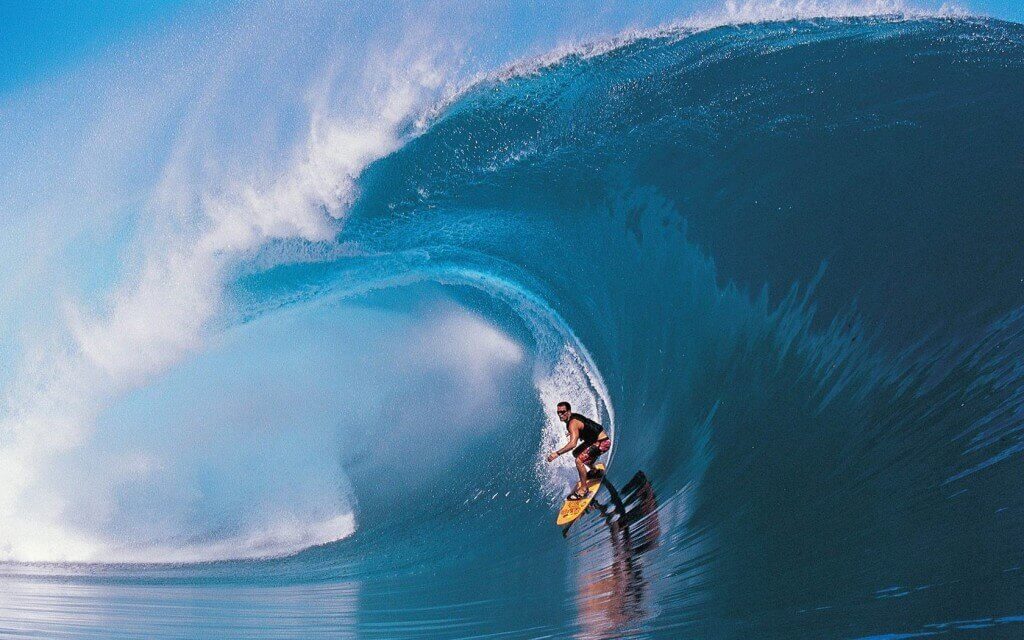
574;439;611;466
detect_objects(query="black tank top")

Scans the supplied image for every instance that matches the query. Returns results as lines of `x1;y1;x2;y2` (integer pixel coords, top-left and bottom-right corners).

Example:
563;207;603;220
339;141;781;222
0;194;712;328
568;413;604;446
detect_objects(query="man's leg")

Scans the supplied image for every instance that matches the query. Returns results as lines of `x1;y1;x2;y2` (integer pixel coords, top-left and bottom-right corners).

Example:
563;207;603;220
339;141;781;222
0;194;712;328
574;455;589;495
588;440;611;478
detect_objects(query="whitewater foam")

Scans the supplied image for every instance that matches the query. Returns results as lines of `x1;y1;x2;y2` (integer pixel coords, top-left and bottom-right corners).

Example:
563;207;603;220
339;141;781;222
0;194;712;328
0;37;453;564
118;513;358;564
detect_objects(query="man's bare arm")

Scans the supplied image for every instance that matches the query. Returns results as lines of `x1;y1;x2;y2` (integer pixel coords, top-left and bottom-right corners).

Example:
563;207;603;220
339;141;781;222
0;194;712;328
546;419;581;461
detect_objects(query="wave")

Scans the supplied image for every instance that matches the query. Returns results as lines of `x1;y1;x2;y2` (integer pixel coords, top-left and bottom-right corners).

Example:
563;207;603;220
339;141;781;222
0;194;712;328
2;6;1024;638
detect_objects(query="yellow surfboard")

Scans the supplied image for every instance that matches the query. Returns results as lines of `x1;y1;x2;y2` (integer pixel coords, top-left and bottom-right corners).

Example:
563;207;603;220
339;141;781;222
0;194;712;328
556;464;605;526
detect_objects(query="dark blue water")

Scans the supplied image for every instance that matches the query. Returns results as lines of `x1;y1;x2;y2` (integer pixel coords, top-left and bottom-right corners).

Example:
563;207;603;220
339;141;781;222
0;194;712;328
2;16;1024;639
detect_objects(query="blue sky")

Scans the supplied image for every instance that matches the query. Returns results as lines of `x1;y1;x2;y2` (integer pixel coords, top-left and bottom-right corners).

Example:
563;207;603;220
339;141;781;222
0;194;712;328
1;0;1020;96
0;1;227;93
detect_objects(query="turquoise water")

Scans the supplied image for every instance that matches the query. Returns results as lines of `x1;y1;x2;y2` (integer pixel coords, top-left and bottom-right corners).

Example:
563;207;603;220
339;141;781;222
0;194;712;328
2;13;1024;639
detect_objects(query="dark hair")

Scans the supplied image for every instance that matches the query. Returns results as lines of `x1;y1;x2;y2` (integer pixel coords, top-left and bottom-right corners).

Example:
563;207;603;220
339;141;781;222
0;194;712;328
557;401;571;411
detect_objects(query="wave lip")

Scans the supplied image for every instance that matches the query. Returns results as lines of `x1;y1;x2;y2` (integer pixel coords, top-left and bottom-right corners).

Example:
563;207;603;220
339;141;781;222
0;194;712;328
436;0;964;112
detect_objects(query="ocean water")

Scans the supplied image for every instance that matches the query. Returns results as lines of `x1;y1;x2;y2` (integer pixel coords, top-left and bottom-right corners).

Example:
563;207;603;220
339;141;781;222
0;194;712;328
1;7;1023;640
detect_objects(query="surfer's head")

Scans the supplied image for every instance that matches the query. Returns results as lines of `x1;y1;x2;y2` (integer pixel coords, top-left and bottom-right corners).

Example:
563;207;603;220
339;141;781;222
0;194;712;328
556;401;571;423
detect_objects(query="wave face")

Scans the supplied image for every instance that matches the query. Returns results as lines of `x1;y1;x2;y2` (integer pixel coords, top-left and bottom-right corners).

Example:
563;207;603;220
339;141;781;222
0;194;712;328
3;14;1024;640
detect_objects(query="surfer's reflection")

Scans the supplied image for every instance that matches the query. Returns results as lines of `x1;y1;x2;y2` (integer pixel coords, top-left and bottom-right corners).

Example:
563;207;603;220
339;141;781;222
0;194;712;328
569;471;661;639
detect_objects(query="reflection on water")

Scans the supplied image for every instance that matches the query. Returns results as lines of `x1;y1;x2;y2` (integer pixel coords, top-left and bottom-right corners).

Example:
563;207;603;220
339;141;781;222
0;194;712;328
0;576;359;639
569;471;663;639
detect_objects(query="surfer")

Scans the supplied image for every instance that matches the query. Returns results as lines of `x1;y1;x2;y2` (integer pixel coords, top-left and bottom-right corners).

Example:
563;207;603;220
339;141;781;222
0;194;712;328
546;402;611;500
